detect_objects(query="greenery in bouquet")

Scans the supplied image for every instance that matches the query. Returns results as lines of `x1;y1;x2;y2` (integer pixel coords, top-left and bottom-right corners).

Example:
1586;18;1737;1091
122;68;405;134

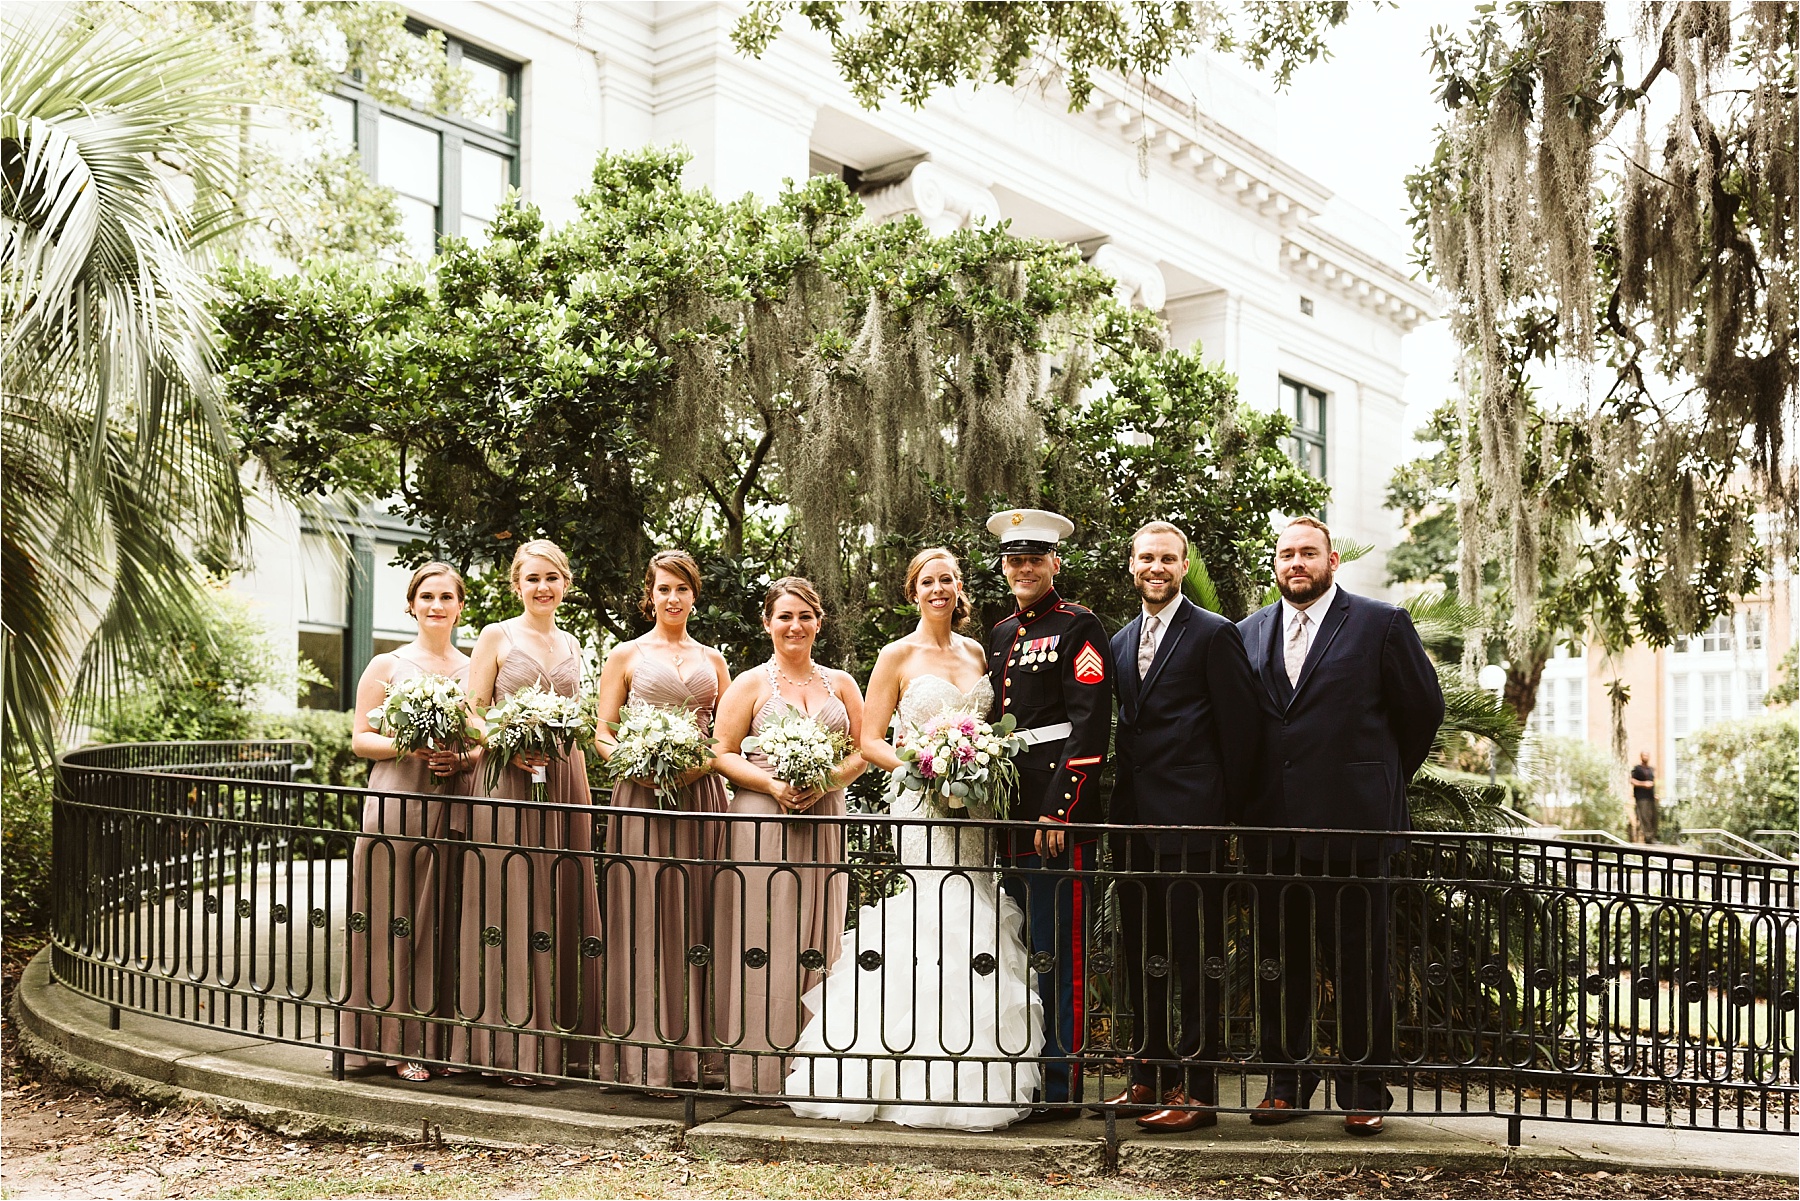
482;685;593;800
601;701;714;807
890;711;1023;819
368;673;478;758
741;706;851;797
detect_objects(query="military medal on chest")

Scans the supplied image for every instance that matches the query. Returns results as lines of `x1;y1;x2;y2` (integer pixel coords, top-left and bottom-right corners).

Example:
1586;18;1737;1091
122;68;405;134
1013;633;1061;669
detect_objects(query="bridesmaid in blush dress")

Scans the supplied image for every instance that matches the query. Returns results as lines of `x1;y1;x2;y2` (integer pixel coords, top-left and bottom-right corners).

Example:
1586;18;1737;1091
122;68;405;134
453;539;604;1085
339;563;474;1082
591;550;732;1092
712;577;866;1097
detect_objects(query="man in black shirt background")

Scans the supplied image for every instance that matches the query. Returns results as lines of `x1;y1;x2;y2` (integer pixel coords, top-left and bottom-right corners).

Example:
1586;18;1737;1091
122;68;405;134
1630;752;1658;843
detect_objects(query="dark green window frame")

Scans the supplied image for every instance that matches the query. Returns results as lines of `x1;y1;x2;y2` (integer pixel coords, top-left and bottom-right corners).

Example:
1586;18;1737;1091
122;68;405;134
330;32;521;255
1280;375;1328;516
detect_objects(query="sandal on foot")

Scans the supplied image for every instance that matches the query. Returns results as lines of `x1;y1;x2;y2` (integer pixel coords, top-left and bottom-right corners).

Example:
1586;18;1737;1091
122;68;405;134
395;1061;433;1083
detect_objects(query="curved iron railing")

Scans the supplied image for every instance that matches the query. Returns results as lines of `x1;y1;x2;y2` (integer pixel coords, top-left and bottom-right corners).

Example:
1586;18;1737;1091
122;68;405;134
52;740;1797;1148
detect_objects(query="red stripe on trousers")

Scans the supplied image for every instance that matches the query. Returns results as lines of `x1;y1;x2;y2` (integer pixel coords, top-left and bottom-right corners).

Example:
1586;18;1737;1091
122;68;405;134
1069;841;1085;1054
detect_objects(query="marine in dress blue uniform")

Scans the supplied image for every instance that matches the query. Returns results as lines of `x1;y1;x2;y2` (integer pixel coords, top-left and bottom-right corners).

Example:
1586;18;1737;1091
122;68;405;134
984;508;1114;1117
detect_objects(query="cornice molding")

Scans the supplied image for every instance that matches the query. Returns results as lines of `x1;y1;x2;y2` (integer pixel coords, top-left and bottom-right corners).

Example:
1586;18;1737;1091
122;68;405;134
1280;229;1438;331
1076;72;1330;229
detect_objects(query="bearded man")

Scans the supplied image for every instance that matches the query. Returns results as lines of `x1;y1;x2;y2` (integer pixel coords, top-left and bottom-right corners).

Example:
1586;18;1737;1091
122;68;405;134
1235;516;1443;1137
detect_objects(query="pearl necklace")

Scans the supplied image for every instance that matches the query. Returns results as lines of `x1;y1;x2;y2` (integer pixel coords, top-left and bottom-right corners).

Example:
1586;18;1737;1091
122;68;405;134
768;658;819;692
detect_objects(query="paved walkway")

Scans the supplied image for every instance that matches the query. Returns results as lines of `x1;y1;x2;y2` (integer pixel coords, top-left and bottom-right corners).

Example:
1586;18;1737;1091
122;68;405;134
12;952;1794;1180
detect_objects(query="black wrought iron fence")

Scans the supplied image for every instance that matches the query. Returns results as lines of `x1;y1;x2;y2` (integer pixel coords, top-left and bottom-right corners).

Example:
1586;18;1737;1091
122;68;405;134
52;740;1797;1147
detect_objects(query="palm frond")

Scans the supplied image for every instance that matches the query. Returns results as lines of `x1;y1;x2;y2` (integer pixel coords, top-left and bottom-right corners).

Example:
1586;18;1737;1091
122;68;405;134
1184;552;1222;613
1436;669;1521;760
1;12;257;757
1403;589;1484;654
1408;764;1507;833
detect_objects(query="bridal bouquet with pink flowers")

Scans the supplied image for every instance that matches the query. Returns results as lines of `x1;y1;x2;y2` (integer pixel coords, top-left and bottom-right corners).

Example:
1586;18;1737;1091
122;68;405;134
890;711;1024;819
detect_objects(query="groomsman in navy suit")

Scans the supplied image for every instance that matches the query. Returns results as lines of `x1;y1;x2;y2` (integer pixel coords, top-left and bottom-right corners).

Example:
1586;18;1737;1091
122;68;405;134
1098;522;1263;1132
1236;516;1443;1136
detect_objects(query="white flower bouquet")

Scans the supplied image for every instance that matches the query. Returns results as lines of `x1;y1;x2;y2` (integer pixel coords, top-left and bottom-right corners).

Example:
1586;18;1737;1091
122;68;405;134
482;685;593;802
367;674;478;788
600;701;713;806
742;706;851;798
890;711;1024;819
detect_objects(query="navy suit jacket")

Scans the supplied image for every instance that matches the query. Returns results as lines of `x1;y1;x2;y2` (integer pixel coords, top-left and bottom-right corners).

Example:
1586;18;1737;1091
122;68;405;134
1110;597;1264;853
1236;588;1444;838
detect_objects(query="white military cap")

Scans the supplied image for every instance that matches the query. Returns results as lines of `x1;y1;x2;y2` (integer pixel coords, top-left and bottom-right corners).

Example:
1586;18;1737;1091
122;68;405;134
986;508;1076;554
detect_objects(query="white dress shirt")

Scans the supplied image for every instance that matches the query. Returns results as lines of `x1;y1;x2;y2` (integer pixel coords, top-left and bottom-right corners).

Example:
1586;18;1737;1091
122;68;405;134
1138;592;1185;663
1279;581;1338;668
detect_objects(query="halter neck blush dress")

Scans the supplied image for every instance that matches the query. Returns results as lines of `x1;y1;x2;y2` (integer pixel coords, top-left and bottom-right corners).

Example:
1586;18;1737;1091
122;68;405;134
339;651;472;1069
713;669;851;1095
594;649;729;1089
451;623;603;1077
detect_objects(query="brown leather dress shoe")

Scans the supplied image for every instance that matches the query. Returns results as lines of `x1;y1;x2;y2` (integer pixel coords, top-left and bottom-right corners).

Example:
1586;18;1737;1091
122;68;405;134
1089;1081;1158;1115
1248;1097;1302;1125
1136;1089;1219;1132
1343;1112;1385;1136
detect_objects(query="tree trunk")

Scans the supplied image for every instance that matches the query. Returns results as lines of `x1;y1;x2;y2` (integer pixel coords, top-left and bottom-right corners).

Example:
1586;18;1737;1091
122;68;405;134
1505;641;1551;729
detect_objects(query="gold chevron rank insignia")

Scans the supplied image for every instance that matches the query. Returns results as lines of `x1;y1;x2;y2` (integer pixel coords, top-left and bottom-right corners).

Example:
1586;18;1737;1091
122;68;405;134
1073;641;1105;684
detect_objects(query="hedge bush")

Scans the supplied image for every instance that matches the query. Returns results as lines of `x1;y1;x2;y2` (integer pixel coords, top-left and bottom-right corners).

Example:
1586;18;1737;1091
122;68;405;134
1;762;55;939
1521;735;1627;837
1677;712;1799;839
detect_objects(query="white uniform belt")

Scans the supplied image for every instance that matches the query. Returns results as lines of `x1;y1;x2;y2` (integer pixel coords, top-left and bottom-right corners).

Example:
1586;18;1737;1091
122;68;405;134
1015;721;1073;747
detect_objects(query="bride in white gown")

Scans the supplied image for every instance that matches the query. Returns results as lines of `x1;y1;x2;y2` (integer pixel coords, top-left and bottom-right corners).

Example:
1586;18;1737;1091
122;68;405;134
785;548;1044;1131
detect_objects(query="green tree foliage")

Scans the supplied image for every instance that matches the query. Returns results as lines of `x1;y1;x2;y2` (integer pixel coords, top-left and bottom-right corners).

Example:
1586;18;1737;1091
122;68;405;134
219;148;1311;671
1409;4;1794;654
1386;398;1616;727
1;763;55;938
0;3;498;761
731;1;1355;110
92;586;290;744
1677;712;1799;840
81;1;506;264
1045;348;1326;624
1766;645;1798;709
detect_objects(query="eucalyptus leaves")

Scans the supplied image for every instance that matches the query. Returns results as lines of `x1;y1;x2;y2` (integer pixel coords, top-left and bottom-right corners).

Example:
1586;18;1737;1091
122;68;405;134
482;685;594;803
600;701;714;807
742;707;851;798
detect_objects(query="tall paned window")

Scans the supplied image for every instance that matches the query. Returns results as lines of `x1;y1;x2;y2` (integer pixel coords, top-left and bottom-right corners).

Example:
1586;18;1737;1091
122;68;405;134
325;33;521;261
1280;377;1328;515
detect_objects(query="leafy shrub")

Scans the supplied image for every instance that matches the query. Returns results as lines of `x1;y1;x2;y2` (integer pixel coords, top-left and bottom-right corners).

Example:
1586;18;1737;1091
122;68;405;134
1;762;55;938
249;709;367;787
1677;712;1798;838
1521;735;1627;836
91;583;289;743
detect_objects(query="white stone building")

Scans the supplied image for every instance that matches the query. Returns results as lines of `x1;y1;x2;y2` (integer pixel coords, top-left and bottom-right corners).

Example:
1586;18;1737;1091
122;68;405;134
233;1;1435;709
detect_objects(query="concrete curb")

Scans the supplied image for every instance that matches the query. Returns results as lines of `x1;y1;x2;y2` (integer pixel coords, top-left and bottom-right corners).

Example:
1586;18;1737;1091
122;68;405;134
12;951;1796;1180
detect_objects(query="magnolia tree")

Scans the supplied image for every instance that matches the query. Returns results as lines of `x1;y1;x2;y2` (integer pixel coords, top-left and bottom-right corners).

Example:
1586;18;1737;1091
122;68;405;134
220;149;1323;667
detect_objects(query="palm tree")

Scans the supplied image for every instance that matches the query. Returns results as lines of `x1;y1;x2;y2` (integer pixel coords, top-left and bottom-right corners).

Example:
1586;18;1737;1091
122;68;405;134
2;10;255;758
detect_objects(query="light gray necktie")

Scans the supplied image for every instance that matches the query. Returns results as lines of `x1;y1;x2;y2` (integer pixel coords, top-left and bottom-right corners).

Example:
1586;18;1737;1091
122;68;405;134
1284;610;1309;687
1137;613;1159;678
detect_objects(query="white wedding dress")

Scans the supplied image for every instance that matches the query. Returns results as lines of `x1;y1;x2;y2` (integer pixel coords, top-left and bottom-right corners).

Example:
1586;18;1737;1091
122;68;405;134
784;675;1044;1130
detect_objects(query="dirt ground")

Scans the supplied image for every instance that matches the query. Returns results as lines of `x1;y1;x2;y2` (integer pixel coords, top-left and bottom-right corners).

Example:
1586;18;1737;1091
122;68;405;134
2;944;1790;1201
